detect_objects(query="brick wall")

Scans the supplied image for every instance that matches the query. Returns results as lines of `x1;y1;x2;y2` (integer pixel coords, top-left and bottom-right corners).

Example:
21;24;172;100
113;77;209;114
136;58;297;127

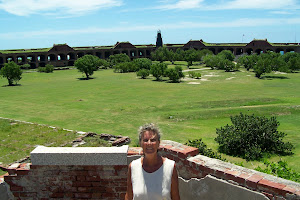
3;141;300;200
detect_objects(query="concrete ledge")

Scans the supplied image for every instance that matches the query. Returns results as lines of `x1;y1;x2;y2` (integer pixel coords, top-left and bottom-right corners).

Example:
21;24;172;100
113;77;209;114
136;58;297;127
30;146;128;166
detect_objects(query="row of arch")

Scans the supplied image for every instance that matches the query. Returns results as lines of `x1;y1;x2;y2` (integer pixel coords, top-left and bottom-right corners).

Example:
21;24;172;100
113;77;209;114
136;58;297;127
0;46;297;68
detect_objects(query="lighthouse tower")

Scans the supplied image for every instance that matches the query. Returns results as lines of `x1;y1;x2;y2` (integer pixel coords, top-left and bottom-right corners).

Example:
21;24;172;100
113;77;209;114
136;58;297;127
156;30;163;48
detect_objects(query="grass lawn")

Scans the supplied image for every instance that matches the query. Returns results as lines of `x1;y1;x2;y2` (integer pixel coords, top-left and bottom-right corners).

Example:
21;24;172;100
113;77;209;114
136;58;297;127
0;62;299;173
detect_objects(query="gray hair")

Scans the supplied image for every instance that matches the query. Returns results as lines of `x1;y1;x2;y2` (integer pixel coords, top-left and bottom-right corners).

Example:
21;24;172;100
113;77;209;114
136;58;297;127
138;123;161;144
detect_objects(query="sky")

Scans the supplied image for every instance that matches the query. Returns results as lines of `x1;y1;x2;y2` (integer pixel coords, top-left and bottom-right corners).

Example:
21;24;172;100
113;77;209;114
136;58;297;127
0;0;300;50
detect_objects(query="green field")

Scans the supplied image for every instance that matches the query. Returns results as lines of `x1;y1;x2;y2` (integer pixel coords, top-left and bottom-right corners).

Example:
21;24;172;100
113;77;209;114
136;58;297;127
0;63;299;172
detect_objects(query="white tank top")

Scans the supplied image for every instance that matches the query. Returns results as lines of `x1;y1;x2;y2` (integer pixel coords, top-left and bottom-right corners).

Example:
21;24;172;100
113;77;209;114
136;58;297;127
131;157;175;200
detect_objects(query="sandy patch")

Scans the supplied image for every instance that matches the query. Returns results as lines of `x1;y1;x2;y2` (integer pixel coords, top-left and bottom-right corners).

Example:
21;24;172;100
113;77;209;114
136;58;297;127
203;74;220;77
246;75;251;77
187;82;201;84
200;78;210;81
274;71;287;74
226;77;236;80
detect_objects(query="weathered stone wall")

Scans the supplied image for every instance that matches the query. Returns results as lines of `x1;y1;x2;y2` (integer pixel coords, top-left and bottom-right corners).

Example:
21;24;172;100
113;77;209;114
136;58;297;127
2;141;300;200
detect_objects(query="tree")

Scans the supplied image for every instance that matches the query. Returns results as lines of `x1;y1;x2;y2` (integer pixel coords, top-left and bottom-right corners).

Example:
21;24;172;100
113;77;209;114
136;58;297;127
237;54;258;71
98;59;110;69
0;61;22;86
184;49;200;68
151;47;170;63
253;57;272;78
136;69;150;79
218;50;235;61
133;58;152;71
108;54;131;67
215;113;294;161
114;62;137;73
166;66;184;83
74;55;101;79
150;63;168;81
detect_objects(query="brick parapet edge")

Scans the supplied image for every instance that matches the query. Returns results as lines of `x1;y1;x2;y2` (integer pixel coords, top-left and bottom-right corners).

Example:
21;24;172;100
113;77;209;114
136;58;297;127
128;140;300;199
3;140;300;200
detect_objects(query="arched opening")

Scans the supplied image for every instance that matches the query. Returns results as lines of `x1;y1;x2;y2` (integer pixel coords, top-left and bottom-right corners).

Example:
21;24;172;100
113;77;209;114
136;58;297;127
113;50;120;55
17;56;25;63
105;51;111;58
0;57;3;64
138;50;144;56
236;48;243;55
146;50;151;56
122;50;128;55
48;54;56;61
96;52;102;58
86;52;93;55
227;48;234;54
255;49;263;55
286;48;295;53
38;55;46;62
67;53;75;60
130;50;136;57
6;56;14;62
218;48;224;53
208;48;216;54
58;54;66;61
246;48;253;55
266;49;273;52
275;48;284;55
27;55;36;62
77;52;85;58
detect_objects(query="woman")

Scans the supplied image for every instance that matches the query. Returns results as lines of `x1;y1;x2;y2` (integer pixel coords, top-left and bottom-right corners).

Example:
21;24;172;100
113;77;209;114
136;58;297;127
125;123;180;200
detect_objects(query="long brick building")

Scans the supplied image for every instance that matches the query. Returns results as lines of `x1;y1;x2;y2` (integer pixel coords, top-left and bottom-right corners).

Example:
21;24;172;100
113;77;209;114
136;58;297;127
0;36;299;68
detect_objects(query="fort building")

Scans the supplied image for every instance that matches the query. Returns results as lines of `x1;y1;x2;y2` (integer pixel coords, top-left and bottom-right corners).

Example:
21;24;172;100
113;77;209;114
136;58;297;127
0;32;299;69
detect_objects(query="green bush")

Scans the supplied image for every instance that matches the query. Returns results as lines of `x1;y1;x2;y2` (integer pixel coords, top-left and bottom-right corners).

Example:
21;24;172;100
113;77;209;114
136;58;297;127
21;64;30;69
150;62;168;81
215;113;294;161
188;71;201;79
0;61;22;86
186;139;226;161
166;66;184;83
38;64;54;73
255;160;300;183
136;69;150;79
113;62;137;73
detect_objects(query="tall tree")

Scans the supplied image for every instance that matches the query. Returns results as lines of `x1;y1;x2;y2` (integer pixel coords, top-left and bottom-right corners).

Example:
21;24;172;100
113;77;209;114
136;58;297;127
0;61;22;86
74;55;101;79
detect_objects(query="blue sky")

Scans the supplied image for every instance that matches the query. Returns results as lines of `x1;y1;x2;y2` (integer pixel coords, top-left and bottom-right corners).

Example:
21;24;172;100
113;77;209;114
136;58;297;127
0;0;299;50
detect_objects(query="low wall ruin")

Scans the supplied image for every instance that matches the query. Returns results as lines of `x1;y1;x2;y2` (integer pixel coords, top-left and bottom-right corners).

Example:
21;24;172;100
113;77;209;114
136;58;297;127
2;140;300;199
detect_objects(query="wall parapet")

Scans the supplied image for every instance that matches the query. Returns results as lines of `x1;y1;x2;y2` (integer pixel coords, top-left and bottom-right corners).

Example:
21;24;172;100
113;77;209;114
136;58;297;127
2;140;300;200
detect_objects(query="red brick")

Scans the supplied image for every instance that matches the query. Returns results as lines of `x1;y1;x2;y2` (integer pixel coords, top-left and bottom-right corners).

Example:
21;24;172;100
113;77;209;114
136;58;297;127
77;187;92;192
262;192;274;199
12;192;20;197
76;175;86;181
246;174;264;189
74;193;92;198
10;186;23;191
65;192;74;198
214;169;225;179
86;175;102;182
16;169;29;175
50;192;64;198
282;186;296;195
114;165;127;171
19;192;37;197
92;193;102;198
258;179;286;196
73;181;92;187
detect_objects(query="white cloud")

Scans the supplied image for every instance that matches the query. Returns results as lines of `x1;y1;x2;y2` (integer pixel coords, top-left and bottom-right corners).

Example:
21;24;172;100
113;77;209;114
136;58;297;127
158;0;204;10
0;0;123;16
157;0;299;10
1;17;300;39
219;0;297;10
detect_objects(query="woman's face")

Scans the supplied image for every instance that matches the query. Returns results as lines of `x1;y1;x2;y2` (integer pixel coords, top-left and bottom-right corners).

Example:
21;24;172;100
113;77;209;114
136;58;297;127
141;131;160;155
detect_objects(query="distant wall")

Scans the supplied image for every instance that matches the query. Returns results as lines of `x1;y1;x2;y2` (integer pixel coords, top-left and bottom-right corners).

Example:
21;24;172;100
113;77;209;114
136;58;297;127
3;141;300;200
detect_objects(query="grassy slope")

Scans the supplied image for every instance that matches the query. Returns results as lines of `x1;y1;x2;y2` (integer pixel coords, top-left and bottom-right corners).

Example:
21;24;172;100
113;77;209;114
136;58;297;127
0;64;299;172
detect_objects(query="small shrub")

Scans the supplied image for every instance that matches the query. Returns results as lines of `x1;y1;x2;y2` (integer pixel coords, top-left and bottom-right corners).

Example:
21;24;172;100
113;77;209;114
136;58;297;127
0;61;22;86
188;71;201;79
37;64;53;73
166;66;184;83
21;64;30;69
113;62;137;73
255;160;300;183
136;69;150;79
150;63;167;81
215;113;294;161
185;139;226;161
